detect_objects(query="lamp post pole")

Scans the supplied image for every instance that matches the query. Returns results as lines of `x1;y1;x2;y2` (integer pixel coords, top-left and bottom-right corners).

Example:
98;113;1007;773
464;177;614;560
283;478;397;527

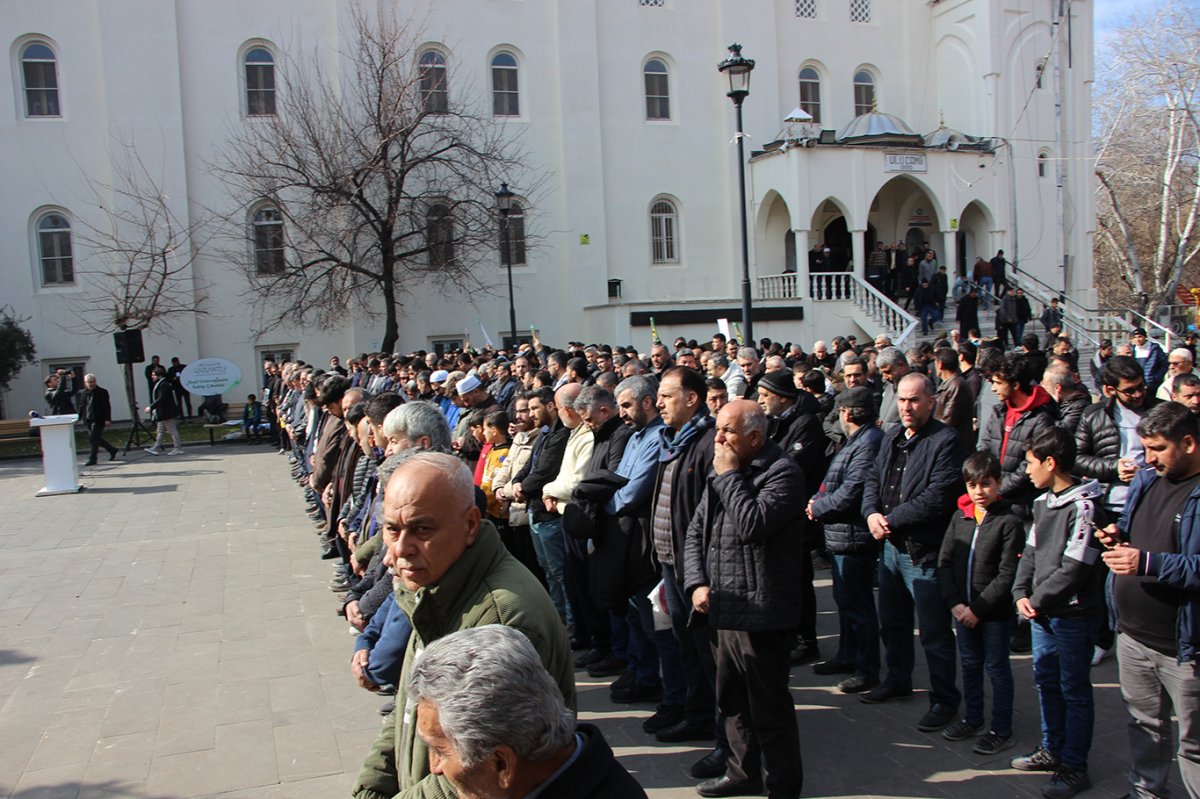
496;183;517;349
718;44;756;346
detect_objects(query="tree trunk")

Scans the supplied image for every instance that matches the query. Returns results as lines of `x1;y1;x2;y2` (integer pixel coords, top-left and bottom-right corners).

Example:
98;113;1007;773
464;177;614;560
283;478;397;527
381;265;399;354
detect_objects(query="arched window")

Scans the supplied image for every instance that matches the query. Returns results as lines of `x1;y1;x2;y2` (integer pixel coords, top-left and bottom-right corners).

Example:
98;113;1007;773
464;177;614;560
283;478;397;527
37;211;73;285
650;199;679;264
252;206;285;274
244;47;276;116
426;203;455;267
419;50;449;114
499;200;526;266
853;70;875;116
21;42;60;117
644;59;670;121
491;52;519;117
1038;151;1049;178
798;67;821;124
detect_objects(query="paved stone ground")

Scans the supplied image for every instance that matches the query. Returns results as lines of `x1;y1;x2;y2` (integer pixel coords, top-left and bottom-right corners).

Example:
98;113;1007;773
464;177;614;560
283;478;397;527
0;445;1183;798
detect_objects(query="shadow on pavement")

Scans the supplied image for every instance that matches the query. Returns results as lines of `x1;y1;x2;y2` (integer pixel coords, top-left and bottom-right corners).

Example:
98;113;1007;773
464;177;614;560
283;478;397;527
9;780;183;799
0;648;36;666
83;484;178;495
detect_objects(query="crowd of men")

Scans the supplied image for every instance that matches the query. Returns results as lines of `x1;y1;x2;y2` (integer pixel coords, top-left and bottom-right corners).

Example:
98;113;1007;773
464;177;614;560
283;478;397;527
256;310;1200;799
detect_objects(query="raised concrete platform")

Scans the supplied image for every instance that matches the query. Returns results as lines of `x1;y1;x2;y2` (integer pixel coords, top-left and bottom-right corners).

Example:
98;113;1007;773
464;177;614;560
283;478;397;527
0;447;1179;798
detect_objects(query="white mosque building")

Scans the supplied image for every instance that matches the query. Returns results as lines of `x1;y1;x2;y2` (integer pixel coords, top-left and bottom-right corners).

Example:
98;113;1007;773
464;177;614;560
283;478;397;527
0;0;1093;417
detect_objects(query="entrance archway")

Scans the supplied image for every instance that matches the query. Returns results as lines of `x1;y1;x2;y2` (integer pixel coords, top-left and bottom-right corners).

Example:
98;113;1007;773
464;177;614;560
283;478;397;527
957;201;994;278
869;176;941;264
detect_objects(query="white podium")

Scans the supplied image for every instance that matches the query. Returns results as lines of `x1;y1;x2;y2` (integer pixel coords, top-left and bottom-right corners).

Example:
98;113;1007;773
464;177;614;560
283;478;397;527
31;414;82;497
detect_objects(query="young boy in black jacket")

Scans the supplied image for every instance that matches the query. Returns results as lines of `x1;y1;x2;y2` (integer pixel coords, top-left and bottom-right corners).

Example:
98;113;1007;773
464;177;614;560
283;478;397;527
1012;427;1108;799
938;451;1025;755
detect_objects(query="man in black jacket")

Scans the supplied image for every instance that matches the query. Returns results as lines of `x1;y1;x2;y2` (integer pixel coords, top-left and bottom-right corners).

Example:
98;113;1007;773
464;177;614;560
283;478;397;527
511;387;572;629
647;367;727;776
861;373;964;732
756;369;828;665
81;374;119;465
684;400;806;799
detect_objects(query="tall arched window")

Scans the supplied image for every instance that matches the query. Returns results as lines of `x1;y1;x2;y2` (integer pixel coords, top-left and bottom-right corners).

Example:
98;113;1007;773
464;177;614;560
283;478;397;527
426;203;455;267
419;50;449;113
1038;151;1049;178
853;70;875;116
644;59;670;121
21;43;60;117
252;206;285;274
491;52;519;117
37;211;73;285
244;47;276;116
798;67;821;124
650;199;679;264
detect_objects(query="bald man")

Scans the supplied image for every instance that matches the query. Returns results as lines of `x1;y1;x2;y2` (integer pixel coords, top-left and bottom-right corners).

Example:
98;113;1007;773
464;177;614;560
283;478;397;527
683;400;807;798
353;452;574;799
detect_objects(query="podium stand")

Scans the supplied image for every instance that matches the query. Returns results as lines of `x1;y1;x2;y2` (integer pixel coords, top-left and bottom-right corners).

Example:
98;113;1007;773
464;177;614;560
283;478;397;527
31;414;82;497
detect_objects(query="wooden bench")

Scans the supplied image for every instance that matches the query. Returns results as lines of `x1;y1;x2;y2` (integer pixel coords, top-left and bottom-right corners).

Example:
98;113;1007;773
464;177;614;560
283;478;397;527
203;402;249;445
0;419;35;441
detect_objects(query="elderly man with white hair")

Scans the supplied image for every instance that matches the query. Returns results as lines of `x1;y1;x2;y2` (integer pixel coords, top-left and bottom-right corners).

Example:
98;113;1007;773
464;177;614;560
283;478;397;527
1156;347;1197;402
410;625;646;799
352;452;574;799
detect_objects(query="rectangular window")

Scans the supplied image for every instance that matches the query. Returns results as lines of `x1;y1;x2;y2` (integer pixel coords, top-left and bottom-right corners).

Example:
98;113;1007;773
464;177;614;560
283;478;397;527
246;64;276;116
254;225;285;274
799;82;821;124
23;61;60;116
850;0;871;23
795;0;817;18
40;229;74;285
492;68;519;116
651;215;676;263
645;73;669;120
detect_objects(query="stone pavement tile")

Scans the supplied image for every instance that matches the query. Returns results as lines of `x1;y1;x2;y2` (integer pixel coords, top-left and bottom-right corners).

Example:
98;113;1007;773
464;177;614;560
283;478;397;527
100;680;167;737
146;720;279;797
161;679;217;710
24;719;104;772
9;761;88;799
215;678;272;725
334;726;386;777
0;733;38;792
154;702;218;757
273;720;343;782
84;730;156;784
192;771;349;799
268;672;325;716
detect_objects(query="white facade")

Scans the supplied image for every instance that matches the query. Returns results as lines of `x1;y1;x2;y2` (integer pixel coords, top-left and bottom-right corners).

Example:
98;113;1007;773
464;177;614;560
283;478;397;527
0;0;1094;418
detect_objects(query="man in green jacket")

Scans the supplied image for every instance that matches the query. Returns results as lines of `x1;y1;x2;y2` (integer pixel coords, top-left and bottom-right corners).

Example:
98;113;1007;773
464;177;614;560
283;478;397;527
353;451;575;799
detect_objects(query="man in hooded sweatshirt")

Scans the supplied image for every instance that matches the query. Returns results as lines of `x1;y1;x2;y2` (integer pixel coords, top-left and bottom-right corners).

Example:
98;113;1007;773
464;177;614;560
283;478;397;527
977;352;1058;521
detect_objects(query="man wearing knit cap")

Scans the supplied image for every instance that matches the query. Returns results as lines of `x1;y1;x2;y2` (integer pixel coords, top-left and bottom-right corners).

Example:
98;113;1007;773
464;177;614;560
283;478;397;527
755;369;830;666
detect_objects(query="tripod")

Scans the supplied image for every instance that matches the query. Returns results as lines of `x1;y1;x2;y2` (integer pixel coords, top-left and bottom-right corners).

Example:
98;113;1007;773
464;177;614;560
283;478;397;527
124;412;152;453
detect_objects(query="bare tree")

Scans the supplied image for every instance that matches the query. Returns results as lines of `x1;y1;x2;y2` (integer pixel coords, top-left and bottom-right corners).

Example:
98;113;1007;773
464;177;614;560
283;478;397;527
1094;1;1200;315
72;142;209;420
211;2;538;353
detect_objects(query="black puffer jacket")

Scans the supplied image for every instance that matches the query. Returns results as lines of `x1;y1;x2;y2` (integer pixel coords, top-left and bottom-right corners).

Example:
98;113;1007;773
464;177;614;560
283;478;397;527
810;424;882;553
769;390;830;491
1074;397;1160;486
683;439;807;631
976;386;1057;519
1055;393;1092;434
937;495;1024;621
652;417;715;576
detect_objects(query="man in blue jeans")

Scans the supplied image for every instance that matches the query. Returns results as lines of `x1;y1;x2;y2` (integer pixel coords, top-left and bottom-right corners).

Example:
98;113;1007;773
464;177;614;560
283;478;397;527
862;373;964;733
510;387;572;625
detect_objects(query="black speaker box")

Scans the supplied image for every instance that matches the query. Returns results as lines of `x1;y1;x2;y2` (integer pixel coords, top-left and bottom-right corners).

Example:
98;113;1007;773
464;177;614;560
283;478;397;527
114;329;145;364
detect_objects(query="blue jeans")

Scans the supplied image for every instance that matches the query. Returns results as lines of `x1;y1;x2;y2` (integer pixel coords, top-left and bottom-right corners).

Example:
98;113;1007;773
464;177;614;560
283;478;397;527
830;551;880;678
529;513;571;626
977;276;994;307
956;617;1014;736
878;541;960;708
1031;615;1095;771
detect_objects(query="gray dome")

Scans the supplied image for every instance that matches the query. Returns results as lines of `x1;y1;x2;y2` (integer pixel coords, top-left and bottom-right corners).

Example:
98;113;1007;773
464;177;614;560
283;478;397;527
923;123;971;149
836;111;916;141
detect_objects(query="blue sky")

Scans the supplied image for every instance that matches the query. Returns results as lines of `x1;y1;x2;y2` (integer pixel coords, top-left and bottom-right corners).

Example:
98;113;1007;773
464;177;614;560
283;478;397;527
1093;0;1167;36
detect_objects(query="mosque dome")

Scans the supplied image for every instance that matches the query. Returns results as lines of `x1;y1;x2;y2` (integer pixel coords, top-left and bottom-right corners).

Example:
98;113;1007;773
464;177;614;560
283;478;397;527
836;111;922;145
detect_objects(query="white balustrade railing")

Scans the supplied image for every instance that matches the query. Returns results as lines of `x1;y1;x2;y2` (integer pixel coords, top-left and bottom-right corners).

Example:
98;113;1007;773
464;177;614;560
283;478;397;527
756;271;918;345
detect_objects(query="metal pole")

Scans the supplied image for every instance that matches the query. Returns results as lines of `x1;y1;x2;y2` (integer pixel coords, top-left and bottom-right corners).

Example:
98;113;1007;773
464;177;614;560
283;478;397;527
735;98;753;344
501;214;517;349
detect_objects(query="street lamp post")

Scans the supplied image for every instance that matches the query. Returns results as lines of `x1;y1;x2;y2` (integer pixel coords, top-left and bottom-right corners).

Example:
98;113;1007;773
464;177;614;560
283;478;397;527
718;43;756;346
496;183;517;349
